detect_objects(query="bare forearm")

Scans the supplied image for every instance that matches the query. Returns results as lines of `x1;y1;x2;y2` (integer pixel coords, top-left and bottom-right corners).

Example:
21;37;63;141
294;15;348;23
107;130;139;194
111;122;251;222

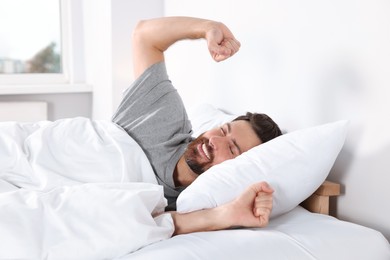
134;17;210;52
132;17;212;78
170;205;233;235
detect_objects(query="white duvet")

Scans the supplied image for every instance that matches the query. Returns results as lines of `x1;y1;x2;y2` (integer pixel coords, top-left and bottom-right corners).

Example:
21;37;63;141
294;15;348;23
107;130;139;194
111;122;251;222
0;118;174;259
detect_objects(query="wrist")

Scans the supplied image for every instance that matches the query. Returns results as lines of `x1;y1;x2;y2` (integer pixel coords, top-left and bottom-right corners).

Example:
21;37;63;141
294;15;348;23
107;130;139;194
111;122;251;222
215;203;237;229
191;19;216;39
170;204;235;236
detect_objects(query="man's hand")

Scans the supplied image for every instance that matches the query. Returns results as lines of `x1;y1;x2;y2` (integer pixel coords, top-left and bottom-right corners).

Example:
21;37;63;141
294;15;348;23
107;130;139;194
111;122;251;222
227;181;274;228
205;22;241;62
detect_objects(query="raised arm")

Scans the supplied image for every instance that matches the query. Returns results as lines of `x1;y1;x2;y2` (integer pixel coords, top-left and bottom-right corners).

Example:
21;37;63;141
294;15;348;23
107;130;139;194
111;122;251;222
132;16;241;78
169;181;274;235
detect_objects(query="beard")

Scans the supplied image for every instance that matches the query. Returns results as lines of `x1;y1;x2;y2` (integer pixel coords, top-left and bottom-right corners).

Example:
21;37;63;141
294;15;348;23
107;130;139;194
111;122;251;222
183;135;214;175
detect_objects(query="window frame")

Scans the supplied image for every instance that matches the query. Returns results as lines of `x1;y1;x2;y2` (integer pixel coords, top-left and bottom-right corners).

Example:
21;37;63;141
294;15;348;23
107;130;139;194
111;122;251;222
0;0;90;93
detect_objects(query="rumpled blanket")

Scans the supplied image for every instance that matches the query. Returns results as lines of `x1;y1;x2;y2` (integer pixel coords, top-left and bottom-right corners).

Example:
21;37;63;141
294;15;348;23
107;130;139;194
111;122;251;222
0;117;174;259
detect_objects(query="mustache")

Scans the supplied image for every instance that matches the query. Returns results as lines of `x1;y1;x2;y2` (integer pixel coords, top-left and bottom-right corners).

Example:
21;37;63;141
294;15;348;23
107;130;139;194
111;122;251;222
189;136;213;157
184;136;214;175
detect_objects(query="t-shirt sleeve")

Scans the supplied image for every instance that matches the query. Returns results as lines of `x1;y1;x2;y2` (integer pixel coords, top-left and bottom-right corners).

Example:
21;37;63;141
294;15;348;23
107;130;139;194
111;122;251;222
112;62;191;150
112;61;172;132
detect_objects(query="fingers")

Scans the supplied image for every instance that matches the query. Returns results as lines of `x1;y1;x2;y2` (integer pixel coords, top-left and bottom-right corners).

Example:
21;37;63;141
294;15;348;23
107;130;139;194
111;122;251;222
250;181;274;194
224;38;241;53
210;38;241;62
252;182;273;227
253;192;273;216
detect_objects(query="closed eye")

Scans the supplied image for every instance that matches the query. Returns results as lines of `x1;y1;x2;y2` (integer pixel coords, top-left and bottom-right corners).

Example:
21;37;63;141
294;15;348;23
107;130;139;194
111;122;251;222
220;127;226;136
226;123;242;155
221;126;236;155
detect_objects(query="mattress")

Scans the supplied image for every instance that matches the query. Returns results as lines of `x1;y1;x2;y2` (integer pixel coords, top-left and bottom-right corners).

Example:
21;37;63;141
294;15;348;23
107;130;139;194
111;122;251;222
119;206;390;260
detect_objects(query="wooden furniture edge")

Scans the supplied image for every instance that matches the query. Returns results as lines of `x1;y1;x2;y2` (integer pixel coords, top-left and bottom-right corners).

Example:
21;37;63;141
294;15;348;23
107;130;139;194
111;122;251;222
300;181;341;215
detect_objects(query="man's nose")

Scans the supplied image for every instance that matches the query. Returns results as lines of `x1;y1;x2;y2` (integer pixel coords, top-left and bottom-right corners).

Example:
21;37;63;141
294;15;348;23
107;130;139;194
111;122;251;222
208;136;228;150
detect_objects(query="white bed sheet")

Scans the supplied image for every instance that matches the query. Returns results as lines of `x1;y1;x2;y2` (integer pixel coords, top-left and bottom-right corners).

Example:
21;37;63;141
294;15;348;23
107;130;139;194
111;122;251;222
120;206;390;260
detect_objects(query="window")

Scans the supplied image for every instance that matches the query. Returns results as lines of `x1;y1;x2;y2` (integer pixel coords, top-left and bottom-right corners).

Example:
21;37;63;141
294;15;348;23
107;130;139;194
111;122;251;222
0;0;62;74
0;0;88;91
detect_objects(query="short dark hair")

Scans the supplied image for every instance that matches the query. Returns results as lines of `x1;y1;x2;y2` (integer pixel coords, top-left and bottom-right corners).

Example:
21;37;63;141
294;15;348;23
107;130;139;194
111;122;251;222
233;112;282;143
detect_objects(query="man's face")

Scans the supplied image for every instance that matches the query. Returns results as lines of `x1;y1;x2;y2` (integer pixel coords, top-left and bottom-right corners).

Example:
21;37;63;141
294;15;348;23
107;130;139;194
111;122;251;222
184;120;261;175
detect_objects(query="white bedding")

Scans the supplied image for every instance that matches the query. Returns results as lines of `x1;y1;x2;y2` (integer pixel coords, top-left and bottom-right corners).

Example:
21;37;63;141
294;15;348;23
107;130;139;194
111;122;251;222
0;118;174;259
0;117;389;260
0;183;174;259
0;117;157;191
120;206;390;260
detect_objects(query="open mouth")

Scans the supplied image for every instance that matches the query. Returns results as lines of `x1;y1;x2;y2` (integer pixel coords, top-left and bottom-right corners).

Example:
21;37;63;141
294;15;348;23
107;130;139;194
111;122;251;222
202;143;211;160
198;142;211;161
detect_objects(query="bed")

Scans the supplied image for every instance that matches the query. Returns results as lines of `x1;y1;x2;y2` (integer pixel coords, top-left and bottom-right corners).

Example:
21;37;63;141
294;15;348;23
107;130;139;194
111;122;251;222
118;104;389;260
0;104;389;260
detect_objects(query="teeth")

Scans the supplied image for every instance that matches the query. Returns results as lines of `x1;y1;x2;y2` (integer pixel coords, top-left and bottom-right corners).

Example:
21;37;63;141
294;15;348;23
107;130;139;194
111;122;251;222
202;143;210;160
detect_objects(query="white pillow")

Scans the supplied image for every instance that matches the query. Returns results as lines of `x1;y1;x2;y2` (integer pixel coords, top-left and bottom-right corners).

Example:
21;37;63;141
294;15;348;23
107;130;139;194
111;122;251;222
178;108;348;218
188;103;237;137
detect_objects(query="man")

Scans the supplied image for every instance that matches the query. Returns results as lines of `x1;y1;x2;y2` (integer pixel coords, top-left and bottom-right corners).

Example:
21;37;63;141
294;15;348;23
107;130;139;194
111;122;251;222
112;17;281;235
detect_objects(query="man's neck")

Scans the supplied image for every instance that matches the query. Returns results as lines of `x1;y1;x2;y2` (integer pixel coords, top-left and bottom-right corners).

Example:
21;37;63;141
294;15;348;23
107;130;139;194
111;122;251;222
173;156;198;187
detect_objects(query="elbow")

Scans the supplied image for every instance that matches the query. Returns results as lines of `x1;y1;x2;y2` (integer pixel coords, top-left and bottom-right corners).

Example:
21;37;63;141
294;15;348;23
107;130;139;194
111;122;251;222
132;19;158;50
132;20;147;43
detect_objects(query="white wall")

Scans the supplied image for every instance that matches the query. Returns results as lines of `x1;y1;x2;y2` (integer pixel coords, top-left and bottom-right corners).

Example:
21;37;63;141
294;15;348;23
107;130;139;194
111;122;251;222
83;0;164;120
163;0;390;240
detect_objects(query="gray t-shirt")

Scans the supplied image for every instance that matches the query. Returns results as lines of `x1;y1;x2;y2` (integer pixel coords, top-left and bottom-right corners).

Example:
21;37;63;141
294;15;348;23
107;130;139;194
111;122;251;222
112;62;193;210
